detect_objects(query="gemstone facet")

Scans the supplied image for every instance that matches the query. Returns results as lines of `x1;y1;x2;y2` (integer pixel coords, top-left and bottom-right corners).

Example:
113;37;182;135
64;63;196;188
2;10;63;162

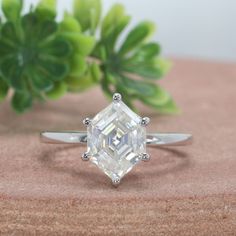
87;100;146;181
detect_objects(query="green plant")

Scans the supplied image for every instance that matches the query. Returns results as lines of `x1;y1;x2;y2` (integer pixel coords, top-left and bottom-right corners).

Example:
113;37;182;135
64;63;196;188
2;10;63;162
0;0;179;113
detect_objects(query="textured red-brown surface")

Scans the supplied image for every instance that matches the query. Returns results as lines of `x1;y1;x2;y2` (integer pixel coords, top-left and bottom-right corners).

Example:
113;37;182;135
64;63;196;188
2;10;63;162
0;59;236;235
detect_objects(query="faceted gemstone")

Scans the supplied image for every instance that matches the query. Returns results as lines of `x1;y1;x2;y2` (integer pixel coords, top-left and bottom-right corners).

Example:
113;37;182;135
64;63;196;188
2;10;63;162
87;101;146;181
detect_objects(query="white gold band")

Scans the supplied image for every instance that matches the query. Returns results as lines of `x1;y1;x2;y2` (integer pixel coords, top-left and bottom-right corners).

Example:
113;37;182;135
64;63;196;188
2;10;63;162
40;131;193;147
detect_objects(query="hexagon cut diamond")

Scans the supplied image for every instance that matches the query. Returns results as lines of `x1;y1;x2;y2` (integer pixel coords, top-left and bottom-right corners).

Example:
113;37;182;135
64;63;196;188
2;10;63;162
87;100;146;181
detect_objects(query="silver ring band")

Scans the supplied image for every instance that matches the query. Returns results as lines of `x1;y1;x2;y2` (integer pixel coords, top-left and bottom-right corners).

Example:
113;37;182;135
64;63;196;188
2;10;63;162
40;131;193;147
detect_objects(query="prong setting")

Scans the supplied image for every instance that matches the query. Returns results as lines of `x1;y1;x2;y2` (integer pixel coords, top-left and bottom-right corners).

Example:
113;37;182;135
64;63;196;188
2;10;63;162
81;152;90;161
140;117;150;127
83;118;91;127
84;91;147;185
113;93;122;103
112;177;121;187
140;153;150;162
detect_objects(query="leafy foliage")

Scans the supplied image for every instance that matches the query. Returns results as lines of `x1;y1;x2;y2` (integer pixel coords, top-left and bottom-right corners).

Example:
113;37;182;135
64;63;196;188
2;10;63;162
0;0;95;112
86;3;178;112
0;0;179;113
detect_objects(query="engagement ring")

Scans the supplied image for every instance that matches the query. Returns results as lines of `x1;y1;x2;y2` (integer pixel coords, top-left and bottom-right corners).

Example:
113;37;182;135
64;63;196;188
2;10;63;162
40;93;193;186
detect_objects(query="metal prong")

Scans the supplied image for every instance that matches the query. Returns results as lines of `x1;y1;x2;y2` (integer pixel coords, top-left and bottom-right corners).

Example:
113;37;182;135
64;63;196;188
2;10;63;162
81;152;90;161
140;153;150;162
83;118;91;127
140;117;150;127
112;177;121;187
113;93;122;103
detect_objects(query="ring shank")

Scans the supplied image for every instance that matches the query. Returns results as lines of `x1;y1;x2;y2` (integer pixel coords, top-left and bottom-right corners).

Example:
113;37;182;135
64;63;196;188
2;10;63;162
40;131;192;147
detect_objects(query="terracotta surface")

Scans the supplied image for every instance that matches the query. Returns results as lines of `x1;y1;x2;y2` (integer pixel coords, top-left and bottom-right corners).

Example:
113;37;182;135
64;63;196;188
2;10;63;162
0;59;236;235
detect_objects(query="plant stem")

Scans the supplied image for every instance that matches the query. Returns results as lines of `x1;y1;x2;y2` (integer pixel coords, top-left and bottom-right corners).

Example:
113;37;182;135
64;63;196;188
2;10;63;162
86;56;102;65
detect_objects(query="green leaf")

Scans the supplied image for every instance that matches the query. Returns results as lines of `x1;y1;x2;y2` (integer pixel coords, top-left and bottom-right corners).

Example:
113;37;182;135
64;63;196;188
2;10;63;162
21;14;39;41
155;58;172;76
38;20;58;40
36;0;57;20
90;63;102;82
101;4;130;49
1;22;18;43
123;58;170;79
102;4;124;37
0;56;25;91
74;0;101;33
0;78;9;102
69;54;87;77
101;72;113;98
119;21;155;55
75;34;95;56
104;71;116;84
0;39;16;55
140;86;180;114
60;13;81;33
22;15;57;42
128;43;161;62
66;75;94;91
42;38;72;58
62;33;95;56
2;0;23;23
120;76;157;96
92;43;107;60
11;91;32;113
38;56;69;81
27;67;53;91
122;61;163;80
66;63;99;91
46;81;67;100
139;43;161;58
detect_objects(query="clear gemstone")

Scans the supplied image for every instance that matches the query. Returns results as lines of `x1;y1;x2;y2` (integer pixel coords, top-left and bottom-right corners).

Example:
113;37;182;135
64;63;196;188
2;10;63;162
87;101;146;181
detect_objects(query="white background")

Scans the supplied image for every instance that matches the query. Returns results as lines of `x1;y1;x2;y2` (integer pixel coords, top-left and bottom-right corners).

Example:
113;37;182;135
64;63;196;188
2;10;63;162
5;0;236;62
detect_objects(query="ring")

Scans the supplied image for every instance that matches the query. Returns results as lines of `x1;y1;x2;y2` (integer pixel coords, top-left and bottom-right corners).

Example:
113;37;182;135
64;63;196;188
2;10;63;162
40;93;193;186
